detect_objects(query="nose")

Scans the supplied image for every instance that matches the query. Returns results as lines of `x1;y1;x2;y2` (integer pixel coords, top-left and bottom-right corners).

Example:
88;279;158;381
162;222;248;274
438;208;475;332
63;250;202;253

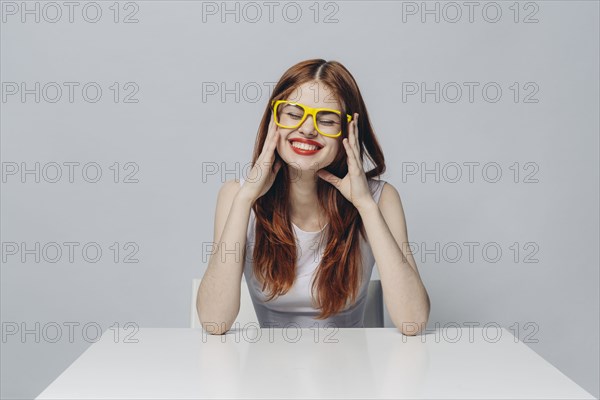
297;115;318;137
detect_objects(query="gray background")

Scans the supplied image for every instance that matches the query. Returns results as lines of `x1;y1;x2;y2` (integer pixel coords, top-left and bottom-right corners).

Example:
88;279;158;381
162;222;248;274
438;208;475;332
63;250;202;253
1;1;598;398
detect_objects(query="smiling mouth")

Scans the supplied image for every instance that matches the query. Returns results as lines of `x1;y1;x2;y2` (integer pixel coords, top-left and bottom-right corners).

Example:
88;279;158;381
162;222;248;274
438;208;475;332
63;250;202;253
288;140;323;156
289;140;322;151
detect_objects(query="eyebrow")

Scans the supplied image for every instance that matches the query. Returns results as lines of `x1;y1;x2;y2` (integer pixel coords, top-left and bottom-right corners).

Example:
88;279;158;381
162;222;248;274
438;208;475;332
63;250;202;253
286;101;342;110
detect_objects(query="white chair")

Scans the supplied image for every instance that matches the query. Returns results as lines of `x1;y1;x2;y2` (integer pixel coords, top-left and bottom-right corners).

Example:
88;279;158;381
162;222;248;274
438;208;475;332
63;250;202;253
364;279;384;328
191;277;384;329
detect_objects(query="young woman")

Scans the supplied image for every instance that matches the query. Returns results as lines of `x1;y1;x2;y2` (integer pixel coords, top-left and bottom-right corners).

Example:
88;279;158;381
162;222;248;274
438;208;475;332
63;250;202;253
197;59;430;335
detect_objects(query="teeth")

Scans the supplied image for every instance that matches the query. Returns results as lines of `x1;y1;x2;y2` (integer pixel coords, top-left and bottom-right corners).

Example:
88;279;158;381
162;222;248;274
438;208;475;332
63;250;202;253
291;141;319;151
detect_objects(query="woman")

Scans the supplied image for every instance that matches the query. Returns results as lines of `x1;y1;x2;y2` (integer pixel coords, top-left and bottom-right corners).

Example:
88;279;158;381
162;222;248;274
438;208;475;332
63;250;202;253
197;59;430;335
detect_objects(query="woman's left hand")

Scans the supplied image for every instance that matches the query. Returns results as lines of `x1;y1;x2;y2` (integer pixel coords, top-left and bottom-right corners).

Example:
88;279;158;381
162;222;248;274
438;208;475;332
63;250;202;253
317;113;375;211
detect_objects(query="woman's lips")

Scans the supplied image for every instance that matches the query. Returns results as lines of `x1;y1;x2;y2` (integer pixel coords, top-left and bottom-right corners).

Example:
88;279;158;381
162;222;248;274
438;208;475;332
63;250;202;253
289;140;322;156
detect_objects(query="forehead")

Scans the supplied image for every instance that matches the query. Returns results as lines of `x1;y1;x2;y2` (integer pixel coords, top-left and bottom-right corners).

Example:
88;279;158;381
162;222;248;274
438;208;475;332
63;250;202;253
286;81;342;110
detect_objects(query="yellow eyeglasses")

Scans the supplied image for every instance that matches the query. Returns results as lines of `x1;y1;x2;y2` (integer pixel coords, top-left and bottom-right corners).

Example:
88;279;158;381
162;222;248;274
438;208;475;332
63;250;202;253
271;100;352;138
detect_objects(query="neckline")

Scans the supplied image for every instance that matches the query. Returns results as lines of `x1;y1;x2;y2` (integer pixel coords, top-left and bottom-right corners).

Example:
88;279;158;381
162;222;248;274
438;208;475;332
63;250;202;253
291;221;328;234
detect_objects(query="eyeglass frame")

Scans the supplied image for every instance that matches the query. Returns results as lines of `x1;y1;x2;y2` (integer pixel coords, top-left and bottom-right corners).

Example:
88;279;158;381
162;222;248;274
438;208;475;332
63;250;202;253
271;99;353;138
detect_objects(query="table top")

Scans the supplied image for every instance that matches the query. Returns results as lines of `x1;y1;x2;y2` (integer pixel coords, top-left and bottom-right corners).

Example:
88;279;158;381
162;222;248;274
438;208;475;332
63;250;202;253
37;327;594;399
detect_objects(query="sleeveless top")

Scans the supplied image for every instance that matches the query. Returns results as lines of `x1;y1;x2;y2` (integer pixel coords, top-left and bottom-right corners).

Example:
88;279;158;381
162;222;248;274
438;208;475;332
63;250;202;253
239;177;387;328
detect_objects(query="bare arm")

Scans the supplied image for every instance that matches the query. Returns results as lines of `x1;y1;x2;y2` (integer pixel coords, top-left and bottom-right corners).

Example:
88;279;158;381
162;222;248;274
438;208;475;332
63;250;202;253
359;183;430;335
318;113;429;335
196;180;253;335
197;114;281;335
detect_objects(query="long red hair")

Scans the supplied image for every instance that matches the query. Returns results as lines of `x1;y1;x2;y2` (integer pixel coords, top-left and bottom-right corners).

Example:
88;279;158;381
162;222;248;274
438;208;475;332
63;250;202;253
250;59;386;319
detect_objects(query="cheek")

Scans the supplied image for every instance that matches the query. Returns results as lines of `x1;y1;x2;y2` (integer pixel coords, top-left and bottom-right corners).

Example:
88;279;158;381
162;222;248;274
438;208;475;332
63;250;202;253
321;141;340;164
327;140;340;156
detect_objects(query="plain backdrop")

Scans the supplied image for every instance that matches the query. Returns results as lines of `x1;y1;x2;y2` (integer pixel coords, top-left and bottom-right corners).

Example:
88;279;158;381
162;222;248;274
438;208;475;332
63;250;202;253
1;1;598;398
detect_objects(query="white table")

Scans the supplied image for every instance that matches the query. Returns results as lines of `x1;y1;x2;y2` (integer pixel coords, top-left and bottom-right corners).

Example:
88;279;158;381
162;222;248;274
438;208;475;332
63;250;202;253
37;327;595;399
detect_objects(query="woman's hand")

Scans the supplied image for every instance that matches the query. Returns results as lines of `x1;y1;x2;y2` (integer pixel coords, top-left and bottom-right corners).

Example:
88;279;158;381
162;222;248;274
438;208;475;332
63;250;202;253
317;113;376;211
238;114;283;204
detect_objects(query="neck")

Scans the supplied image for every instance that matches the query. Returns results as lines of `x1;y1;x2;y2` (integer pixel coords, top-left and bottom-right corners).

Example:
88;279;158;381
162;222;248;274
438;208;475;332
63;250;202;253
288;168;325;224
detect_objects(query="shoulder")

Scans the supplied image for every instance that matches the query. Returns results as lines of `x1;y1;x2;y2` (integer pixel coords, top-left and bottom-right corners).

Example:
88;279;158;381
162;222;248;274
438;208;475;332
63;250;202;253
367;178;395;204
375;181;410;237
375;180;404;210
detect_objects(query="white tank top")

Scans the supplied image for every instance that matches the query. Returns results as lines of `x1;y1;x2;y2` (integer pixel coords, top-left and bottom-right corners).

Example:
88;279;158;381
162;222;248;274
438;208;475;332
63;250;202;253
239;177;387;328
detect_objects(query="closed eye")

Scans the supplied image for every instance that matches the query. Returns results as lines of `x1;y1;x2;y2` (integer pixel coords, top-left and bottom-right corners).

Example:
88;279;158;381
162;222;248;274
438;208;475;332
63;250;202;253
285;112;303;120
318;119;339;126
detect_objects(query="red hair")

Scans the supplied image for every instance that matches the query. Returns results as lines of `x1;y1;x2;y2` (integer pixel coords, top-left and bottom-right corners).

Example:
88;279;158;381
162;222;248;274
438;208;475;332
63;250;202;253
250;59;386;319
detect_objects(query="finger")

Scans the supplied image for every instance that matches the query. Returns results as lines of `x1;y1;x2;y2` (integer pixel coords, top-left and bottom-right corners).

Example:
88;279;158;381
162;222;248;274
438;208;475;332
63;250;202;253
261;131;279;173
343;138;359;174
266;118;276;146
269;123;279;145
256;112;281;179
317;169;341;187
258;134;276;165
269;113;277;136
260;117;276;156
258;155;276;182
257;124;279;175
264;118;280;156
349;114;361;162
347;115;358;162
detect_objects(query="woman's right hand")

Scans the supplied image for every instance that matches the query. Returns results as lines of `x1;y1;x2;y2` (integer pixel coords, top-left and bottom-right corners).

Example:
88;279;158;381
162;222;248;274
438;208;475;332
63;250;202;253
237;115;283;204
